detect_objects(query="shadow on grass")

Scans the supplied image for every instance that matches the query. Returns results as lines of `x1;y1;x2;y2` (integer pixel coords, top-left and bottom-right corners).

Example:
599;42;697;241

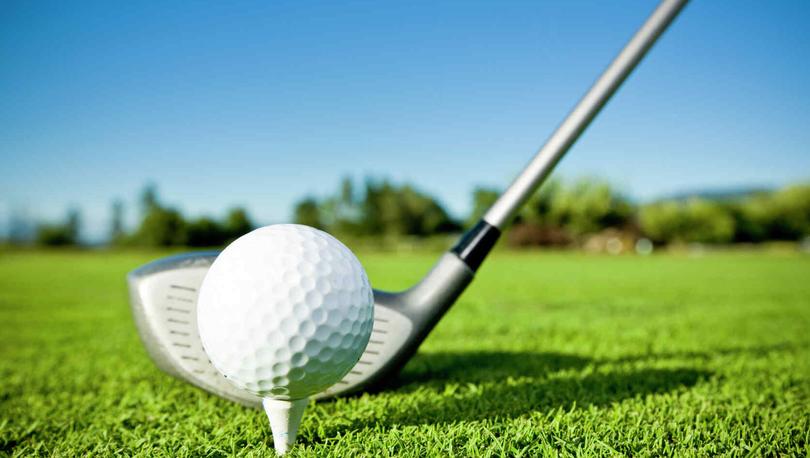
606;341;803;364
394;351;592;388
316;351;710;436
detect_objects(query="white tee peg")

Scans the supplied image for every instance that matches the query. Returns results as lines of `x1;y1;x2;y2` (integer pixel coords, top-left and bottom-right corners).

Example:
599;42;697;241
263;397;309;455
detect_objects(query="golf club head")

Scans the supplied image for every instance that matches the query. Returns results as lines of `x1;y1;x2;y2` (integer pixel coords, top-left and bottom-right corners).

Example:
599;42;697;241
128;250;473;407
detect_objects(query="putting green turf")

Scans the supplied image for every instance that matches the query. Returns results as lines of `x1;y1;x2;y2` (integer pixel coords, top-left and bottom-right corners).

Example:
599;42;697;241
1;249;808;456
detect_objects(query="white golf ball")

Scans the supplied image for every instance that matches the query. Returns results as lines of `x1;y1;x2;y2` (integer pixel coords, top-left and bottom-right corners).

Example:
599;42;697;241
197;224;374;400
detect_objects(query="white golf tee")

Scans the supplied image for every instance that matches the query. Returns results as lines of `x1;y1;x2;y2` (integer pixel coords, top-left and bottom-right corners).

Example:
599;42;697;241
263;397;309;455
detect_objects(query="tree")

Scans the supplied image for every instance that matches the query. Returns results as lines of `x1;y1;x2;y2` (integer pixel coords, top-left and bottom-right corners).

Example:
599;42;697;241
290;177;459;237
110;199;125;243
639;198;735;244
186;217;225;247
223;207;253;240
729;194;770;242
544;179;632;236
130;184;189;247
466;187;499;228
518;178;564;226
339;176;355;209
293;197;324;229
134;206;187;247
357;179;459;236
638;201;683;243
35;208;82;246
66;208;81;241
682;199;735;243
768;184;810;240
726;184;810;242
397;185;459;235
126;184;258;247
140;183;159;213
513;178;633;244
36;225;74;246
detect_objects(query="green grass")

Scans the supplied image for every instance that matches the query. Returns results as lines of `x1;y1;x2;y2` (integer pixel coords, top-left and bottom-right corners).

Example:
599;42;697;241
1;249;809;456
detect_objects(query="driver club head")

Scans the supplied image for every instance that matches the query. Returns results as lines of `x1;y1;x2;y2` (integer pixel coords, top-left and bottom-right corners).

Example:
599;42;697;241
128;250;473;407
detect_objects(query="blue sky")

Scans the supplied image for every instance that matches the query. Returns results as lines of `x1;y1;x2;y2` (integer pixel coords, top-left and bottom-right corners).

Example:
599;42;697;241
1;0;809;241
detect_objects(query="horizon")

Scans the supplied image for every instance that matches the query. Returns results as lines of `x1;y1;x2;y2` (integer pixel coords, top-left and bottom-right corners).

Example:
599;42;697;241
2;177;802;244
2;1;809;241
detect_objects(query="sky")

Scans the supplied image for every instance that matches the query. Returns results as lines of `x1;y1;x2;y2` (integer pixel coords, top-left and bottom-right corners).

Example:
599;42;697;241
1;0;809;241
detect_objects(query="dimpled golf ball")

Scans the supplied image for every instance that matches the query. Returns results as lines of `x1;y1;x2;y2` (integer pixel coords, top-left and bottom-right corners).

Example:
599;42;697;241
197;224;374;400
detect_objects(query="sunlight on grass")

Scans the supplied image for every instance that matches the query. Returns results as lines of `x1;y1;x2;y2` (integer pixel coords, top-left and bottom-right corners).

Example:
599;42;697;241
1;250;808;456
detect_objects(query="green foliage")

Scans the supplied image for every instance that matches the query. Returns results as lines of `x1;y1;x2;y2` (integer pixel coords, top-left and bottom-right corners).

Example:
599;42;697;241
772;184;810;237
730;193;773;242
293;177;460;237
140;183;159;212
186;217;224;247
639;185;810;245
34;208;81;246
133;206;188;247
732;184;810;241
24;179;810;248
223;208;254;242
293;197;325;230
518;179;562;226
126;187;254;247
110;199;125;243
639;198;735;244
553;179;633;236
35;225;76;246
513;178;633;245
466;187;499;228
638;201;681;243
1;251;808;455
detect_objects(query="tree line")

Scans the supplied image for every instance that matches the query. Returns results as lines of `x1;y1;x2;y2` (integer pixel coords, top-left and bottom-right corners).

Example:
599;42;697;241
514;179;810;245
10;178;810;248
25;184;255;248
293;178;460;237
294;177;810;246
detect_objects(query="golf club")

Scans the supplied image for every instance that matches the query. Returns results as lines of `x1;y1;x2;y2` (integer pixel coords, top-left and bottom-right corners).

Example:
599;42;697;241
128;0;687;408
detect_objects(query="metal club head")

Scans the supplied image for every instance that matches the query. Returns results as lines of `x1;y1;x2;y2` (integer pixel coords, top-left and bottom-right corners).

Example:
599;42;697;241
128;250;473;407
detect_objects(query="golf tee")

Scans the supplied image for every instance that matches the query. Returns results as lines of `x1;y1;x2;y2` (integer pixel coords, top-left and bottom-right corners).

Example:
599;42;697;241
263;397;309;455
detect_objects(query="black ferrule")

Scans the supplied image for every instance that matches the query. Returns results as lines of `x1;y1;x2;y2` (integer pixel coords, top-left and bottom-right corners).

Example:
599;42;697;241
451;220;501;272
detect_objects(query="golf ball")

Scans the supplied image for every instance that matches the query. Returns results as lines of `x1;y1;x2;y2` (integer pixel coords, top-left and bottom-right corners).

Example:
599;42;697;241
197;224;374;400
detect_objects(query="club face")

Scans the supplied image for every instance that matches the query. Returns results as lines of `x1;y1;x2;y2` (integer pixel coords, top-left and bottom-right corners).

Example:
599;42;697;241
128;252;472;405
128;252;260;406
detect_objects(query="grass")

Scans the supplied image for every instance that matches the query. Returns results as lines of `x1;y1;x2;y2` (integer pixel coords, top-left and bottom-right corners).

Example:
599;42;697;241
1;248;808;456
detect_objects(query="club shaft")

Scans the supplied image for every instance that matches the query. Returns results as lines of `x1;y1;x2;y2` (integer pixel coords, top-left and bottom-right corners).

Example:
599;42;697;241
483;0;688;229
